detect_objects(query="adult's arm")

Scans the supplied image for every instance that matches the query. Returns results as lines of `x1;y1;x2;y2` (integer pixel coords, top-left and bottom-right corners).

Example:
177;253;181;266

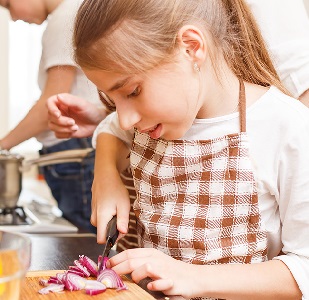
0;66;76;150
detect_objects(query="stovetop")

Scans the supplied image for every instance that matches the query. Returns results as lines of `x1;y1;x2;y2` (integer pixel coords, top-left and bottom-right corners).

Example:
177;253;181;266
0;189;78;233
0;206;32;226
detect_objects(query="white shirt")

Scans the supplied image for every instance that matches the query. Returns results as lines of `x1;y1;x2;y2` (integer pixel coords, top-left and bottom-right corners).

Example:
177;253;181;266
36;0;101;147
248;0;309;98
93;87;309;299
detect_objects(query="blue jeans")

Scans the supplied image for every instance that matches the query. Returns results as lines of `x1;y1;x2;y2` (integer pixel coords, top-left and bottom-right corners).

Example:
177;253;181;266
39;137;96;233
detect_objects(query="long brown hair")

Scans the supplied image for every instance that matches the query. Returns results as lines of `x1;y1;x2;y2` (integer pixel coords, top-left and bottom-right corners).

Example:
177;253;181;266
74;0;290;95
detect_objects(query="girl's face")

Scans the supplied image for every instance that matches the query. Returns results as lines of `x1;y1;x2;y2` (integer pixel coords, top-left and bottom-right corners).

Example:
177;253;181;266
84;57;202;140
0;0;48;24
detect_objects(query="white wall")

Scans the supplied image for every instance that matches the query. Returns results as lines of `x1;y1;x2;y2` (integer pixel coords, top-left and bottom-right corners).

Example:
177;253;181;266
0;16;45;155
0;8;9;137
8;21;45;154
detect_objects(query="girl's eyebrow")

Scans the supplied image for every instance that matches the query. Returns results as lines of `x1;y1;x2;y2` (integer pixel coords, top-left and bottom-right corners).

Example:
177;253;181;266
108;77;132;92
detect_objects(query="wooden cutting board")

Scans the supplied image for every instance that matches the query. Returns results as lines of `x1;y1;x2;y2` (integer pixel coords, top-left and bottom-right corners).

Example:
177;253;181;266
21;270;155;300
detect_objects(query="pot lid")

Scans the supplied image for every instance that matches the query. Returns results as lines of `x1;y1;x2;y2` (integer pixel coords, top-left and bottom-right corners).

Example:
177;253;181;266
0;150;24;161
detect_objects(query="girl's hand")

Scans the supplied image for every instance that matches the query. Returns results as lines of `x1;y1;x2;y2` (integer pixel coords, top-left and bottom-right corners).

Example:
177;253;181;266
108;248;196;298
91;169;131;244
92;133;131;244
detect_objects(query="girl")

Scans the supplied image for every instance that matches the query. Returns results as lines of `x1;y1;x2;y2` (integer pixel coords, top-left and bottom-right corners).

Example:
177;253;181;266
0;0;105;233
73;0;309;299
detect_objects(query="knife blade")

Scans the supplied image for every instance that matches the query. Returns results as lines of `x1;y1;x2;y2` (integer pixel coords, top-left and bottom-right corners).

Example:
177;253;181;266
98;215;119;273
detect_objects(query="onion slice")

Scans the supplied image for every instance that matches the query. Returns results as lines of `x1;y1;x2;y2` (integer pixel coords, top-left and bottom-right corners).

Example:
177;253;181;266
64;273;87;291
85;280;107;295
79;255;98;277
38;283;65;294
97;269;127;290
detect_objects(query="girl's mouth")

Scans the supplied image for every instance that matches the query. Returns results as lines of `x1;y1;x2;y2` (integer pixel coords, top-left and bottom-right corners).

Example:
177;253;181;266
142;124;162;139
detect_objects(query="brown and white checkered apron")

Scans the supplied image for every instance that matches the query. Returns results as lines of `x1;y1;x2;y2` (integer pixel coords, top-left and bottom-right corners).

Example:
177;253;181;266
130;81;267;295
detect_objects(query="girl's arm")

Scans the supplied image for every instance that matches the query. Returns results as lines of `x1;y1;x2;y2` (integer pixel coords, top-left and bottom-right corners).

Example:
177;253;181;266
0;65;76;150
91;132;131;244
299;88;309;107
108;248;301;300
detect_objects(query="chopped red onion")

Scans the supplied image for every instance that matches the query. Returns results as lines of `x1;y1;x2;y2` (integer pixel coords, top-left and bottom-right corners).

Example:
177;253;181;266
64;273;87;291
37;255;127;296
79;255;98;277
39;279;49;287
85;280;107;295
38;283;65;294
73;260;91;277
97;268;127;290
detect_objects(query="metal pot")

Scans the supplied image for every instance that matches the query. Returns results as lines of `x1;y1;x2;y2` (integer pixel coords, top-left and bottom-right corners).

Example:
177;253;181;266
0;148;93;208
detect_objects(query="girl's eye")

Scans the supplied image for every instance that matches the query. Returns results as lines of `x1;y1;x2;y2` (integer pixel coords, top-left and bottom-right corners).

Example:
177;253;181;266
128;87;141;98
97;89;116;109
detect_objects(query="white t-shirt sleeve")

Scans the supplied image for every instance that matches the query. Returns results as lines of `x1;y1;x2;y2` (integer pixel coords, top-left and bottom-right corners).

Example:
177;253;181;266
41;0;81;70
272;103;309;299
247;0;309;97
92;112;134;149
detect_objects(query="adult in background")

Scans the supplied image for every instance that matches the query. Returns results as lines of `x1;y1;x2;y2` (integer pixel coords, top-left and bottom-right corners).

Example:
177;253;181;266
0;0;105;233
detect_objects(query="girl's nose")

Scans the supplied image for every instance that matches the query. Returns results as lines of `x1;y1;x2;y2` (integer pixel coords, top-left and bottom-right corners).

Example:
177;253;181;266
117;105;141;131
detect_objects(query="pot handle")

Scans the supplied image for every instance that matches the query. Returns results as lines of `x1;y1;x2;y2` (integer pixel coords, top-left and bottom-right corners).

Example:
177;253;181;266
20;148;94;172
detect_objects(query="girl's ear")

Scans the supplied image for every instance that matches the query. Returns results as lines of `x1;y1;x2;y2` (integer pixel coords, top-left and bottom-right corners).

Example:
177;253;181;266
178;25;206;64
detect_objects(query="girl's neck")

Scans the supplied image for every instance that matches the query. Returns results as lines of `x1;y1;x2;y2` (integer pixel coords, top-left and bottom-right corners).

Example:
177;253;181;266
196;64;240;119
196;62;268;119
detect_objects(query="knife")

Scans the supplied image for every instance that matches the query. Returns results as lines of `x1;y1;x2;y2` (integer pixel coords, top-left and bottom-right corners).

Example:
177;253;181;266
98;215;119;273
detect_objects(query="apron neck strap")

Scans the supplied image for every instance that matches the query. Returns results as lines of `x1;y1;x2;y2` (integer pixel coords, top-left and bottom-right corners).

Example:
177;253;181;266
238;79;246;133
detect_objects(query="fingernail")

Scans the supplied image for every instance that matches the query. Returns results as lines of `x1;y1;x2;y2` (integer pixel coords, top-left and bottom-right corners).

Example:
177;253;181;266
57;94;64;100
106;260;111;268
71;125;79;131
67;119;75;125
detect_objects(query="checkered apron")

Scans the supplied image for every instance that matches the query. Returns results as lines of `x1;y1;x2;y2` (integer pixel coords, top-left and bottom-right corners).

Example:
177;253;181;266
130;81;267;270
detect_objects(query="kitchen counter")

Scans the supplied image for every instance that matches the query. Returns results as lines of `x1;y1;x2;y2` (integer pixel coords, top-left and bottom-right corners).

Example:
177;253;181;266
26;233;185;300
27;233;107;271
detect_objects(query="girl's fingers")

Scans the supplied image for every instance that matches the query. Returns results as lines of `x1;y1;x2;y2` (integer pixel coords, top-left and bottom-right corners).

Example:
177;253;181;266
130;260;174;292
108;249;156;272
130;261;159;283
116;202;131;234
147;278;174;292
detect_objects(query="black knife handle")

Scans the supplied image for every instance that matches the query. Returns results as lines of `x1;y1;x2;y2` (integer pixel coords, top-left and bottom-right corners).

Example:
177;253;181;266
107;215;119;245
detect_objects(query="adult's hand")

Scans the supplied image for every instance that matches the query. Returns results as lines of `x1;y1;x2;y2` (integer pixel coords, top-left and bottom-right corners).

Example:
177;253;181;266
47;93;107;138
